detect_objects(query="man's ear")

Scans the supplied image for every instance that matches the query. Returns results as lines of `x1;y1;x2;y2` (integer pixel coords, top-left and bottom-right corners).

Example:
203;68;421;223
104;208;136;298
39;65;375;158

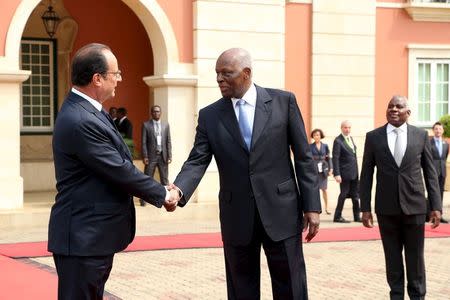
92;73;102;87
243;67;251;80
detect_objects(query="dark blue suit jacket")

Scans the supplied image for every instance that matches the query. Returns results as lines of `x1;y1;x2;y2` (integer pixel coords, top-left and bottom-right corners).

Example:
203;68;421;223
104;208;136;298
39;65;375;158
174;85;320;246
48;91;166;256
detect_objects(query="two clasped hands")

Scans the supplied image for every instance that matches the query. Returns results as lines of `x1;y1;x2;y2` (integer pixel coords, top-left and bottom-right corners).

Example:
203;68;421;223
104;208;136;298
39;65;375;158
163;183;182;212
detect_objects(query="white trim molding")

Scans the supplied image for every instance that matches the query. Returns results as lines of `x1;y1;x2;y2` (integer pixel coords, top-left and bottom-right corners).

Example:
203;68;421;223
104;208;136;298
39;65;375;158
405;1;450;22
143;74;198;88
286;0;312;4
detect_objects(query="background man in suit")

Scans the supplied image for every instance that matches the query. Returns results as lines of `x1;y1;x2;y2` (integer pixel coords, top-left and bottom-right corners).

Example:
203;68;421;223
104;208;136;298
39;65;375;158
115;107;133;139
140;105;172;206
360;95;441;300
108;106;117;122
49;43;177;299
332;120;361;223
172;48;321;299
430;121;449;223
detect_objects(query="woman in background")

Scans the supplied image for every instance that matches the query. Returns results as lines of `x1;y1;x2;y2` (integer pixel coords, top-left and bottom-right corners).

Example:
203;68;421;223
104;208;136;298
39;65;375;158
310;128;333;214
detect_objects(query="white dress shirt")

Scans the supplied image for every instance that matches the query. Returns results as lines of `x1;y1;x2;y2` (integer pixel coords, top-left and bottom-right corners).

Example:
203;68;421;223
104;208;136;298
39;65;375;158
387;122;407;159
71;87;102;111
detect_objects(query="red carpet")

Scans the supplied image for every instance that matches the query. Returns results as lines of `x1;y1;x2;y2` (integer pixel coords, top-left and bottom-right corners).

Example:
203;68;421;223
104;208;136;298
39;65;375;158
0;255;57;299
1;224;449;258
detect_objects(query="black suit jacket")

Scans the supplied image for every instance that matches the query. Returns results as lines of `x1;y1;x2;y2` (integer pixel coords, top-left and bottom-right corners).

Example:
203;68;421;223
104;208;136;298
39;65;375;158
332;134;358;180
430;137;449;178
360;124;441;215
116;117;133;139
174;85;320;246
49;91;166;256
142;120;172;163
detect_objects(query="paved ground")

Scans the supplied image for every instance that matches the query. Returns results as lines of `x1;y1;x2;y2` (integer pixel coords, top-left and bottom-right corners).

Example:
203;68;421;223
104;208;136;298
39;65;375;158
1;190;450;299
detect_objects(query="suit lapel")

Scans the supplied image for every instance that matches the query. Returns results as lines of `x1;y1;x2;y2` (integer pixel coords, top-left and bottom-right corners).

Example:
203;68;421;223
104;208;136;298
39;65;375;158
72;93;133;161
218;98;248;152
251;86;272;149
379;124;398;167
399;124;414;168
340;135;355;154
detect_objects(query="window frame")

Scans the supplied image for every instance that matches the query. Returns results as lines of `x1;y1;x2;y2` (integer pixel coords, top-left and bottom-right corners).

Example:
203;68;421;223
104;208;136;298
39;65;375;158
407;44;450;127
20;38;58;135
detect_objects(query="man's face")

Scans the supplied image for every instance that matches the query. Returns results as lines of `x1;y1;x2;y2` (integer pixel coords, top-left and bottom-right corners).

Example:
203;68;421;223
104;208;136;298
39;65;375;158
386;97;410;127
433;124;444;138
109;108;117;119
151;107;161;121
100;50;121;102
215;56;250;99
341;123;351;136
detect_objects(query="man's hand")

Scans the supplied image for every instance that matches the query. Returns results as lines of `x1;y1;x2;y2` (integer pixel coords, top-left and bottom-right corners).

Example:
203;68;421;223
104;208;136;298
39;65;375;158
334;175;342;183
163;184;180;212
303;212;320;242
362;212;373;228
143;158;149;165
429;210;441;229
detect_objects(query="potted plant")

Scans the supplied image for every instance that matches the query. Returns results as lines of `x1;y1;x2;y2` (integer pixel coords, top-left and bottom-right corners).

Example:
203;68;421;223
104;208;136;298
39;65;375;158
439;114;450;190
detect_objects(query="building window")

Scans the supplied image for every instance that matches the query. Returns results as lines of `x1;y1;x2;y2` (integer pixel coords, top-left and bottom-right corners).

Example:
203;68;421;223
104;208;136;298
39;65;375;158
416;60;450;125
20;39;56;133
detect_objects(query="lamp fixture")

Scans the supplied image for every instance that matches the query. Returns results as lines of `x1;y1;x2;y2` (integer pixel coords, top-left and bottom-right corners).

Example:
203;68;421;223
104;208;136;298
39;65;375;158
41;3;60;38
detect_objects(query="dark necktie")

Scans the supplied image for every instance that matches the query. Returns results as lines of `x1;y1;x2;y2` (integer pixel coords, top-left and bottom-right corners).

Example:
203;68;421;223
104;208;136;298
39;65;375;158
101;109;116;128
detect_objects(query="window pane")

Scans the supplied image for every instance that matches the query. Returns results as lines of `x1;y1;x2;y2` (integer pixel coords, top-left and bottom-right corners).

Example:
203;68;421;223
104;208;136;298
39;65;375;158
42;117;50;126
32;66;39;74
22;44;29;53
32;96;40;105
32;107;41;115
22;85;30;94
22;55;29;64
31;55;39;64
42;106;50;116
42;97;50;106
42;86;50;95
23;96;30;105
42;76;49;85
41;56;49;64
31;44;39;53
32;117;41;126
425;64;431;81
31;75;40;85
41;44;49;54
23;117;31;126
41;66;49;75
23;106;30;115
32;86;40;94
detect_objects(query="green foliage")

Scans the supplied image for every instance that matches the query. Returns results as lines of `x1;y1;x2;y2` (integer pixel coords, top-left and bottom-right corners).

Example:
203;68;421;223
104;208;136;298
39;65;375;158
122;138;140;159
439;115;450;138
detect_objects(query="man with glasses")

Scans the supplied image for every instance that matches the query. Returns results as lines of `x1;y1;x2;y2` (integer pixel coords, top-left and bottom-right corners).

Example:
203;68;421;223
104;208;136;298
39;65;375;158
48;43;178;299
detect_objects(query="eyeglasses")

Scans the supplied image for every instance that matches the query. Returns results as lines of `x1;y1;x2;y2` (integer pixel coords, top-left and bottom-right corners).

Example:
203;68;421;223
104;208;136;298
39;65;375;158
105;70;122;79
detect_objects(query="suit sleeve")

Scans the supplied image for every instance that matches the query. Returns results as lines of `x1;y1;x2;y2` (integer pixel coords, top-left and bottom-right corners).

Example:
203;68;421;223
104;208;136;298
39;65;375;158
174;110;213;206
332;139;341;176
141;123;148;158
126;120;133;139
359;132;375;212
166;124;172;161
74;119;166;207
421;131;442;211
326;144;333;170
287;93;321;212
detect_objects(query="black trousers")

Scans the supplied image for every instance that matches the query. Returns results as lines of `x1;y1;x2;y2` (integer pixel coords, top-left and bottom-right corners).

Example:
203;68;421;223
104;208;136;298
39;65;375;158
377;214;426;300
53;254;114;300
223;211;307;300
438;175;446;213
333;178;360;221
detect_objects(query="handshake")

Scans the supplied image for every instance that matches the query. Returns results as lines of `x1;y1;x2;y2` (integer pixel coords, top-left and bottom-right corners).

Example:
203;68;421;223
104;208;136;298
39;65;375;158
163;183;182;212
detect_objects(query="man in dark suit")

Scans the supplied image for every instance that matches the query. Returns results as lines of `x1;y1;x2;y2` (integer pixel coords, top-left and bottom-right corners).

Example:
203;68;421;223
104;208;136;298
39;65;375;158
115;107;133;139
140;105;172;206
171;48;321;299
332;120;361;223
430;121;449;223
49;43;177;300
360;95;441;300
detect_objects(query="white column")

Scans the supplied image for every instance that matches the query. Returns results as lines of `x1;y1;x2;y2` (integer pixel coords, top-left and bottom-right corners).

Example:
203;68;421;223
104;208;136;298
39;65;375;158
311;0;376;150
0;70;30;209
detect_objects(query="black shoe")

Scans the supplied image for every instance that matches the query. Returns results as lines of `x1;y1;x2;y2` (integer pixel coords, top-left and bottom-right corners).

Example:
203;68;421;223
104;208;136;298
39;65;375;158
139;199;146;207
441;218;449;224
354;218;362;222
334;217;351;223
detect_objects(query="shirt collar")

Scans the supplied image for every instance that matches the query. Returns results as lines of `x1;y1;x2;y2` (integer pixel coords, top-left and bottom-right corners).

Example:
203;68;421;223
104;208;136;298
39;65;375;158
231;83;256;107
153;119;161;124
387;122;407;134
71;87;102;112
